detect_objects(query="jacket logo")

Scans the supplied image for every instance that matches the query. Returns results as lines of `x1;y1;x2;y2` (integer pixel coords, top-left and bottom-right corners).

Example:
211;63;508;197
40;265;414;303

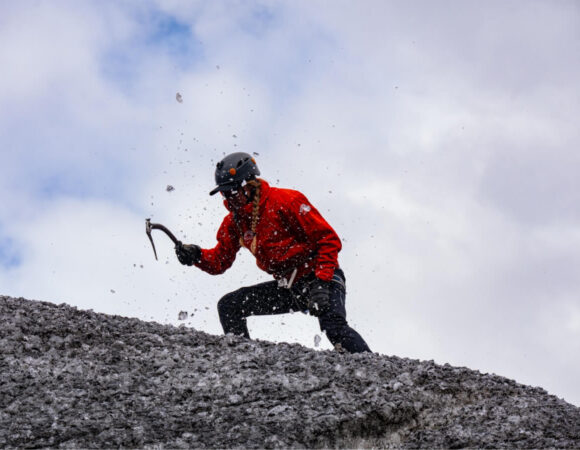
299;204;311;215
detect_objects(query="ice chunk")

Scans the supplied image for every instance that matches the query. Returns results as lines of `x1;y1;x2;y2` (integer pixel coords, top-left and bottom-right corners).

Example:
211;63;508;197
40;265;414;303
176;93;183;103
314;334;321;347
178;311;188;321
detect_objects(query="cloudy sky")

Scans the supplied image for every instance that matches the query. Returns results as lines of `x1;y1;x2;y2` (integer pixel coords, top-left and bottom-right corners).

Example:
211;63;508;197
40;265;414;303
1;1;579;406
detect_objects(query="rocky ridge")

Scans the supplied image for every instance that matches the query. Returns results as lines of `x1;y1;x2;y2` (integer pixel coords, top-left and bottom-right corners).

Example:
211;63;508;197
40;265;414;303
1;295;579;448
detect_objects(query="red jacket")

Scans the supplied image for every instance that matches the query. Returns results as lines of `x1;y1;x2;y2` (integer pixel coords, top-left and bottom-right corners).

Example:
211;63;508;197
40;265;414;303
195;179;341;282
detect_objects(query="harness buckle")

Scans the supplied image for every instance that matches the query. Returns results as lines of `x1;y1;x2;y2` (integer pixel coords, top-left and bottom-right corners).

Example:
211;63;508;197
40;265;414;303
278;268;298;289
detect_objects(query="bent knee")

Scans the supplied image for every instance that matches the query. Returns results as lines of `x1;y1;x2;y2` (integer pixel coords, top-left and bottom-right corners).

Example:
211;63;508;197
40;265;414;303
218;291;238;315
218;288;250;316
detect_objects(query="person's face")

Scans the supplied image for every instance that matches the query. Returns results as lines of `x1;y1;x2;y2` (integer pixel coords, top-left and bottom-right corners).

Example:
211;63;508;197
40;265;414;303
221;184;251;210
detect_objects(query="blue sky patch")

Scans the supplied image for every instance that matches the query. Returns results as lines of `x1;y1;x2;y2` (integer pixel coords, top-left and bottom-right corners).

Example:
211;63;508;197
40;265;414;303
239;4;278;37
39;173;93;199
35;156;131;204
101;8;204;92
147;14;194;53
0;234;22;270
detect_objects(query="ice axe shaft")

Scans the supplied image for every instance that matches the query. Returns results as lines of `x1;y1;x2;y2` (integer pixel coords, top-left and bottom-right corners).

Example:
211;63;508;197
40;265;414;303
145;218;181;261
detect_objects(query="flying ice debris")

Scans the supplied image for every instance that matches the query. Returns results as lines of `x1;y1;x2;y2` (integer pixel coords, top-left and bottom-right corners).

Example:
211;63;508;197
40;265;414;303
166;185;175;192
178;311;188;321
176;93;183;103
314;334;321;347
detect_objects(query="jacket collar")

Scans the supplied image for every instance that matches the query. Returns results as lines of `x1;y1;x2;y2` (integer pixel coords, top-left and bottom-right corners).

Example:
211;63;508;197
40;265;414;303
222;178;270;213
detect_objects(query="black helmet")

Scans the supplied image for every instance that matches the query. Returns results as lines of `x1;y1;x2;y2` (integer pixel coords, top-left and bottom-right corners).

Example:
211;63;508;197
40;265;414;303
209;152;260;195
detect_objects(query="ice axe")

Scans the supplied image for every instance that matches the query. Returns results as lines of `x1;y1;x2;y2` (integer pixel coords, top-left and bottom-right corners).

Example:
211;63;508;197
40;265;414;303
145;218;181;261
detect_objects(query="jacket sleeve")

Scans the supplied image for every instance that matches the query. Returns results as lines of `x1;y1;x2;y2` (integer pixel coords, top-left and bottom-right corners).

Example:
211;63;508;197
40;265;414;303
282;192;342;281
194;214;241;275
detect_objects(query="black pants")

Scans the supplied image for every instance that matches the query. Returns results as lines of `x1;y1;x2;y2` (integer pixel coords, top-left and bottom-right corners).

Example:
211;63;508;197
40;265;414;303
217;268;371;353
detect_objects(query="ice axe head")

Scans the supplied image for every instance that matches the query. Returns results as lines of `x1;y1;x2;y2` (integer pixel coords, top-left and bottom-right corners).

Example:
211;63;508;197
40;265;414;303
145;219;181;261
145;218;158;260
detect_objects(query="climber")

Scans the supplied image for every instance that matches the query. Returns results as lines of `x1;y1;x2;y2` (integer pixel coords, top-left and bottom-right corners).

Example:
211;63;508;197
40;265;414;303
175;152;371;353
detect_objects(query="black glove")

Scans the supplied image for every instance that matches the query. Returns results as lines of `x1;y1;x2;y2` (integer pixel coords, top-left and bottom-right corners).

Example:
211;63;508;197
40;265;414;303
175;241;201;266
308;279;331;316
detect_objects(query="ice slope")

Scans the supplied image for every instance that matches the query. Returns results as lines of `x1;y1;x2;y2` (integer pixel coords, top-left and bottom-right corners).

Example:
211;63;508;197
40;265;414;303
1;295;579;448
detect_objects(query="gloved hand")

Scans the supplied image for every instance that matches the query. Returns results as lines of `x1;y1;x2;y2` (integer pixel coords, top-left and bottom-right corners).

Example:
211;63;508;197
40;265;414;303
175;241;201;266
308;279;331;316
